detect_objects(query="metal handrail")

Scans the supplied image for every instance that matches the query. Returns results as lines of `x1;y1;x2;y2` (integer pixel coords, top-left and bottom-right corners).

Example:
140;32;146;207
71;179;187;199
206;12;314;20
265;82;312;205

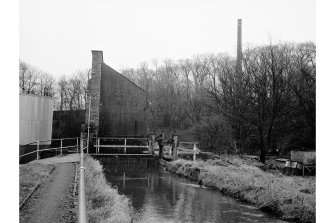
179;141;199;145
93;137;153;155
19;137;80;160
94;137;150;140
78;136;88;223
94;145;150;148
38;145;78;153
23;137;79;146
20;135;88;222
19;150;38;158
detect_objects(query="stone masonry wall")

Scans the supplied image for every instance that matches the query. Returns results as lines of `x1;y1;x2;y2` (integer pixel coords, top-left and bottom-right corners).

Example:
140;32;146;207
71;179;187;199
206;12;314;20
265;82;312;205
85;50;103;133
85;50;148;137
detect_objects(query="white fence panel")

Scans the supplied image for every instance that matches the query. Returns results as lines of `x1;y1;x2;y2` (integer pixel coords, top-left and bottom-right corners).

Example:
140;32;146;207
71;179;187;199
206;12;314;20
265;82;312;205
19;94;53;145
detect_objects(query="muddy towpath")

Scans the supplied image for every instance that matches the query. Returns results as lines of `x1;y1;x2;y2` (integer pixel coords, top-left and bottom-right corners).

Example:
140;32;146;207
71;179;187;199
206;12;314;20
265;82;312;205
20;155;79;223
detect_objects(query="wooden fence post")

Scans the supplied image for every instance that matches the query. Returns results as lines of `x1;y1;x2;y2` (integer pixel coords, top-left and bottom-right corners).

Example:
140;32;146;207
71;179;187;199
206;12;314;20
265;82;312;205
98;138;100;154
86;135;89;154
76;137;79;154
124;139;127;154
95;138;97;154
123;172;126;189
60;139;63;155
151;135;156;155
193;144;196;162
173;135;179;160
147;139;151;154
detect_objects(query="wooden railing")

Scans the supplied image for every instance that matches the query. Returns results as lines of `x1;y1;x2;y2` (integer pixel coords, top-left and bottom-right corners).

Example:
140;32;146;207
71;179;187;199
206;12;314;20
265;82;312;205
19;136;200;162
92;137;153;155
163;141;200;161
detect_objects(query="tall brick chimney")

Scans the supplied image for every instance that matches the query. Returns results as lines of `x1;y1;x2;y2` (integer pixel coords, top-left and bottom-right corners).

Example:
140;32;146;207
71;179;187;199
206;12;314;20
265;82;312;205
85;50;103;133
236;19;242;74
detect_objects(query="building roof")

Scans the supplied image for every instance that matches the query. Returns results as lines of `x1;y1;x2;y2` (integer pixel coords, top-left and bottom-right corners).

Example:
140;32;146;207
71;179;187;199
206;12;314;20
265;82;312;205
102;62;148;94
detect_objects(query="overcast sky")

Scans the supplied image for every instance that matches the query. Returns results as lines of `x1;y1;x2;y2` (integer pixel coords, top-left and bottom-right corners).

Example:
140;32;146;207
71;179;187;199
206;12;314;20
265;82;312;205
20;0;315;76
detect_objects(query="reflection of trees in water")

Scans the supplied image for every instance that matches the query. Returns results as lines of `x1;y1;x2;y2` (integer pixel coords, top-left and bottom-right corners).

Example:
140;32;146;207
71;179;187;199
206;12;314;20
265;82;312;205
103;164;149;211
173;189;184;220
172;182;238;222
124;169;224;222
173;186;196;222
171;177;176;206
102;162;279;223
173;184;207;222
185;189;199;222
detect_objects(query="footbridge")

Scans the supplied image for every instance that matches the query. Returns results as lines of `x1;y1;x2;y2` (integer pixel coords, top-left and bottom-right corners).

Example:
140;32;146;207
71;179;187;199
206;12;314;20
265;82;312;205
19;135;200;163
89;136;200;161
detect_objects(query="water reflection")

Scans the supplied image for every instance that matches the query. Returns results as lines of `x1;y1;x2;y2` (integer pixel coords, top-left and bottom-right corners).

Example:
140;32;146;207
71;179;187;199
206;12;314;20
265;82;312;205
101;159;286;223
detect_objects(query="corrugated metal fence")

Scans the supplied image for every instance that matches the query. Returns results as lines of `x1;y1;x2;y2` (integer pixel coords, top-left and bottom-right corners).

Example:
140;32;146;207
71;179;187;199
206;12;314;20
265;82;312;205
20;93;53;145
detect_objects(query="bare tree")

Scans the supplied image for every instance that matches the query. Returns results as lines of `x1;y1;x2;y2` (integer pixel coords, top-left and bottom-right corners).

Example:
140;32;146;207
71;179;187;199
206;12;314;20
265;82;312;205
19;60;39;94
53;70;89;111
57;76;68;111
115;42;316;159
37;72;56;97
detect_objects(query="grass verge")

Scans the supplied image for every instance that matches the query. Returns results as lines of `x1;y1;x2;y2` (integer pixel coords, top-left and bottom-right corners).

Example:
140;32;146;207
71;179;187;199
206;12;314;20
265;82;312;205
163;157;315;223
84;156;134;223
19;162;54;204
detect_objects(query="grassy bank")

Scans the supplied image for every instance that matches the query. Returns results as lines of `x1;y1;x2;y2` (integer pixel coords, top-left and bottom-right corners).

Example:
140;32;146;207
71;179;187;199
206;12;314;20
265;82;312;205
84;156;134;223
19;162;54;204
164;157;315;223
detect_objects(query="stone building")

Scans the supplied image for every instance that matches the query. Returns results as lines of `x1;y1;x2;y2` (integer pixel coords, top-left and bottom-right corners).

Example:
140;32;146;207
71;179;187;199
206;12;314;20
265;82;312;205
85;51;148;137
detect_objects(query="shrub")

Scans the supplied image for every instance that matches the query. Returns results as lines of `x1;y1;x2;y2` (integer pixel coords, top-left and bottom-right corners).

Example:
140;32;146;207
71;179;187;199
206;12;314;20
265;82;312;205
164;158;315;223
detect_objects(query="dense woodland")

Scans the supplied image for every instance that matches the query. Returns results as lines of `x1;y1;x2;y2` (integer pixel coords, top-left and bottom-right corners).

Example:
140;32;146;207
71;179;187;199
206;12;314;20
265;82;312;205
20;42;315;162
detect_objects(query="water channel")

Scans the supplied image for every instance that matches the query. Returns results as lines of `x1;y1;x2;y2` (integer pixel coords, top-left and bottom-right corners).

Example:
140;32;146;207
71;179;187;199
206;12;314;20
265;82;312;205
100;158;286;223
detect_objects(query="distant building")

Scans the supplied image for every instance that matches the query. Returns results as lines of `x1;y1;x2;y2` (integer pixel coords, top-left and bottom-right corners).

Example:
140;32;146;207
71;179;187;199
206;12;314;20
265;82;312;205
20;93;53;145
52;109;85;139
85;51;148;137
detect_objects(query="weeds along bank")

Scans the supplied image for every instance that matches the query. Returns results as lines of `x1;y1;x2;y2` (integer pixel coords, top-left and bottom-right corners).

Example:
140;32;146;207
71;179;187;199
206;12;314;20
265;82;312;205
163;158;315;223
84;156;134;223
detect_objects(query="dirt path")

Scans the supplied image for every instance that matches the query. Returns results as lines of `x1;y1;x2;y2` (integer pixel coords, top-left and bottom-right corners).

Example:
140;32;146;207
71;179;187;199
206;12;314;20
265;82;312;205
20;163;77;223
